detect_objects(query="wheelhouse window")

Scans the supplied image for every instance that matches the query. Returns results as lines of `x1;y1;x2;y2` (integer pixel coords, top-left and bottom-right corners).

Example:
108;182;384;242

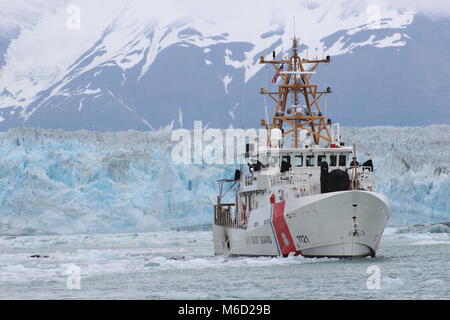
339;155;347;167
330;155;337;167
294;155;303;167
318;155;327;166
280;156;291;173
306;155;315;167
282;155;291;164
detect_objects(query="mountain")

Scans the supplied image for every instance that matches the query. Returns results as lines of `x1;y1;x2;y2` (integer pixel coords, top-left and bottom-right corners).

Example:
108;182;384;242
0;0;449;131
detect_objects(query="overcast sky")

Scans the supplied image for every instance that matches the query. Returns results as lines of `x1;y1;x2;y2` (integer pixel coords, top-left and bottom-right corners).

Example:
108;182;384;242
2;0;450;18
391;0;450;16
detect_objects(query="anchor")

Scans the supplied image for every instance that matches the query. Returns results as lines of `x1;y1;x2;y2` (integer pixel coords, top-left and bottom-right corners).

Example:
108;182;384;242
349;216;366;238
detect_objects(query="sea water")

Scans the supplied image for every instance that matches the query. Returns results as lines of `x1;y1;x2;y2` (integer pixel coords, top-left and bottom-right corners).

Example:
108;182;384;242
0;227;448;300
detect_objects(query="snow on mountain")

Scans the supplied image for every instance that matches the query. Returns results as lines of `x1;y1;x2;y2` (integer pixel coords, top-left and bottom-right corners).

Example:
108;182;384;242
1;0;447;131
0;125;448;236
0;0;124;115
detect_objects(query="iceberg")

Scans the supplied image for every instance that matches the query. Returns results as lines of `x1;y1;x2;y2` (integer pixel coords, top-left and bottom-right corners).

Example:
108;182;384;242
0;125;448;235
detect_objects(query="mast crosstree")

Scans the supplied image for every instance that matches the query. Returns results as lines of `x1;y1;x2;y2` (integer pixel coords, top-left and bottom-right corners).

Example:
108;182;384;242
260;38;333;147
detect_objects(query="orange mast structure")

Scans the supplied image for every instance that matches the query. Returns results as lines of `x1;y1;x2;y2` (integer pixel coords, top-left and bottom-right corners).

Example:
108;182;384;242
260;38;333;147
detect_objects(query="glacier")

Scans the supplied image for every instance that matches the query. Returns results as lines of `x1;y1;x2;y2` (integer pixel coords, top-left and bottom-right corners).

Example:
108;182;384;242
0;125;448;236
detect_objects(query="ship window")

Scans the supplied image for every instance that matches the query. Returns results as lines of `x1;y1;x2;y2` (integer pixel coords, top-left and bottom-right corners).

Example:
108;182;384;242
282;155;291;164
280;156;291;173
306;155;315;167
339;155;347;167
318;155;327;166
294;155;303;167
330;155;337;167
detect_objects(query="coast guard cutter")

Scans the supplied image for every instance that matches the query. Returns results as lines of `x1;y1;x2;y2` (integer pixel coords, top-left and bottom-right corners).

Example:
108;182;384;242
213;38;390;258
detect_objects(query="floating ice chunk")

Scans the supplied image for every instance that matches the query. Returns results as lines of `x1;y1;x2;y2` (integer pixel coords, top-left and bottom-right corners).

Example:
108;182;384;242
381;276;404;290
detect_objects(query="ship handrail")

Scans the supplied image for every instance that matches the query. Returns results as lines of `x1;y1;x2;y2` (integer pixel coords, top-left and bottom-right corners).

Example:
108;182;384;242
270;171;319;186
346;166;373;180
214;203;247;229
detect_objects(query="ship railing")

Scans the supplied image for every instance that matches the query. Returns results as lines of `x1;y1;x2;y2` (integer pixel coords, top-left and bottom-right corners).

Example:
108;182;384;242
347;166;373;181
270;171;319;186
289;173;319;185
347;166;375;191
358;166;373;180
214;203;247;229
244;175;256;186
269;174;290;186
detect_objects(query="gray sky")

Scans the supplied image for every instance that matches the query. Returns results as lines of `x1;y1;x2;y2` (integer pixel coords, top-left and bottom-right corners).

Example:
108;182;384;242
385;0;450;16
2;0;450;17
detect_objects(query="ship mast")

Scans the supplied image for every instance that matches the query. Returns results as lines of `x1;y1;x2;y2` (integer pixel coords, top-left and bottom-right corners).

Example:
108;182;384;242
260;38;333;147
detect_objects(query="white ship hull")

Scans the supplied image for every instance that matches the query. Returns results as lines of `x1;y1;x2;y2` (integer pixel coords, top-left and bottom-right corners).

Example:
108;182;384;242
214;191;389;258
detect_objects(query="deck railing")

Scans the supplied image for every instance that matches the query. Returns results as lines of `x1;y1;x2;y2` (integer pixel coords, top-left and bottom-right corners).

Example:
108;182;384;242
214;203;247;229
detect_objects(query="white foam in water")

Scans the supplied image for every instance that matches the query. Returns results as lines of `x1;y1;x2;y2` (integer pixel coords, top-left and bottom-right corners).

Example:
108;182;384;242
0;230;449;299
381;276;404;290
392;224;450;245
383;227;400;236
411;240;450;246
424;279;445;286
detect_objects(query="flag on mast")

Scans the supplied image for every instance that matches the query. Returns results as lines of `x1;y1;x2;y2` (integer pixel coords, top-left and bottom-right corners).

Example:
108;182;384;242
272;64;285;83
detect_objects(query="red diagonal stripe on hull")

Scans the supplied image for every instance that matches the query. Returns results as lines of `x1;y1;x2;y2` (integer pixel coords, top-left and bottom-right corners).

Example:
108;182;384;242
272;201;300;256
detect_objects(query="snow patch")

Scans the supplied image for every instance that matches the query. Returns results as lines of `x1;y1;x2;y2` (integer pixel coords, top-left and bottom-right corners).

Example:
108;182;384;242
222;74;232;94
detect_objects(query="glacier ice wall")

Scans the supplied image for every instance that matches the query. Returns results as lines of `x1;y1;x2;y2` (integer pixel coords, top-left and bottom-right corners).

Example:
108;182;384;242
0;128;233;235
0;125;448;235
342;125;449;227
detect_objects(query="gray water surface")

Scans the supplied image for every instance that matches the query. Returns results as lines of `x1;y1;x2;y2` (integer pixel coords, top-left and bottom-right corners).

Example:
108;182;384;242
0;228;448;299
